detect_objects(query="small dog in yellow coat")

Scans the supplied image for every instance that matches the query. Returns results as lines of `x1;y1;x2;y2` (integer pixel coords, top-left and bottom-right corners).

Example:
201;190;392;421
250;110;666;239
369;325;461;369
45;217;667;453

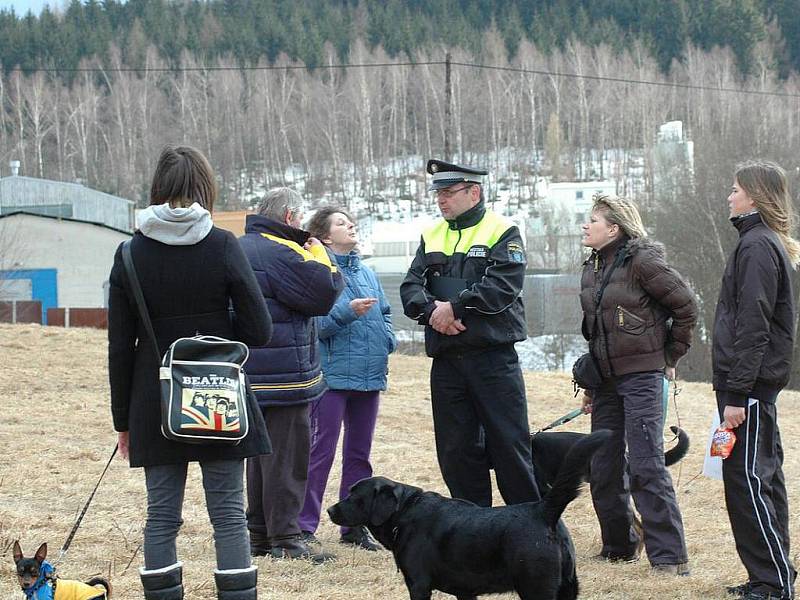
13;541;111;600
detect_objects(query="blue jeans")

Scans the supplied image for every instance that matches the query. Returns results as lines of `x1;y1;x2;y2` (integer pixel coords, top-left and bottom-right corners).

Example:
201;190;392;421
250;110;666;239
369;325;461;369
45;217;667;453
144;459;250;570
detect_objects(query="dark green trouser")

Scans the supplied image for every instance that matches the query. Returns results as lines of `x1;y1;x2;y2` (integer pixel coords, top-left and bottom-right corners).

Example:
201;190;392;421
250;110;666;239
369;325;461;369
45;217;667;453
246;404;310;540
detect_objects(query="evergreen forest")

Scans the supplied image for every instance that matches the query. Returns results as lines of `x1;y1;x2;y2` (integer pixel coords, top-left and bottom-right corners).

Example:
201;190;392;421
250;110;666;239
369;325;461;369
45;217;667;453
2;0;800;77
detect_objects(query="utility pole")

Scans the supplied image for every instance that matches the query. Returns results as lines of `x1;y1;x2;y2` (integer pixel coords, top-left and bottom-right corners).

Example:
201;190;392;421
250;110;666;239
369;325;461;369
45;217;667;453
444;52;452;162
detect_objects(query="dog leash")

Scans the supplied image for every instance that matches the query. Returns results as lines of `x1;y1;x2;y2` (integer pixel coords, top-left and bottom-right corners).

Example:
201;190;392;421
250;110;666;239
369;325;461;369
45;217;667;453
533;407;585;435
670;379;684;487
55;444;118;565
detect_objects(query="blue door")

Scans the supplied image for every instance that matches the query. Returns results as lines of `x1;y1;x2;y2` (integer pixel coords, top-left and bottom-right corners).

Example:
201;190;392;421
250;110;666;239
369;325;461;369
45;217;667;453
0;269;57;324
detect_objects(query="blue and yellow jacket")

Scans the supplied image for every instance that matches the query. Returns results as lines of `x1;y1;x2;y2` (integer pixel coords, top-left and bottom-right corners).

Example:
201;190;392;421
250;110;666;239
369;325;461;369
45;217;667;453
317;252;396;391
239;215;344;406
23;562;107;600
400;201;527;357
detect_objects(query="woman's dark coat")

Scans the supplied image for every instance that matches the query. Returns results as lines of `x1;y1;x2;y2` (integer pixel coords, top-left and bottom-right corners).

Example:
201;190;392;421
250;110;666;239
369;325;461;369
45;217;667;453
712;213;796;406
108;228;273;467
579;236;698;377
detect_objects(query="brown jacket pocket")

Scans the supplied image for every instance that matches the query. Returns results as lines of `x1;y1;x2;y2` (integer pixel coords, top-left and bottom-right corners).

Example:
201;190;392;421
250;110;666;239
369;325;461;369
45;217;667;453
616;305;646;335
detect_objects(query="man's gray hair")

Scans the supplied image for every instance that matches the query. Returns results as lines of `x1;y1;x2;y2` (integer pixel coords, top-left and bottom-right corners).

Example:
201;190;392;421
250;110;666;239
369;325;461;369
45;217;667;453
256;187;304;222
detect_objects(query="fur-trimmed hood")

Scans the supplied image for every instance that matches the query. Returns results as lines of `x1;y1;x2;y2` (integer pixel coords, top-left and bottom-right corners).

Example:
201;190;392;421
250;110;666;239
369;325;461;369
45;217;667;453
584;236;666;267
622;236;665;260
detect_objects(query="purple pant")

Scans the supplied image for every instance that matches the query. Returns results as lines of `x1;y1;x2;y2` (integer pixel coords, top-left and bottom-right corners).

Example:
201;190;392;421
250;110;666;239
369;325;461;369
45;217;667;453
298;389;380;534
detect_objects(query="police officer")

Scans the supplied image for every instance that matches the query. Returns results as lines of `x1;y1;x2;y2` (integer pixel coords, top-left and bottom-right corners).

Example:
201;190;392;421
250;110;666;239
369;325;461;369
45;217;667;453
400;159;540;507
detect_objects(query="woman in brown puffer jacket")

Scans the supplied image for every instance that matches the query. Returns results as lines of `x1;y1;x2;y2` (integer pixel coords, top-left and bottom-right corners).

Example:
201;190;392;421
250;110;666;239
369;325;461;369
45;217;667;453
578;194;697;575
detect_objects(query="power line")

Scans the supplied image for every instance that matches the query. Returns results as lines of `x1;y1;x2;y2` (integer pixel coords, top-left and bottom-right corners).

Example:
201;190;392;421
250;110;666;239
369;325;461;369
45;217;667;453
12;58;800;99
453;61;800;99
25;61;445;73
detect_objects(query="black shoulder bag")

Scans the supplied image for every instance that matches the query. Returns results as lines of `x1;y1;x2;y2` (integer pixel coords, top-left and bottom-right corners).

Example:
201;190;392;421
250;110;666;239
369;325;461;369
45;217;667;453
121;241;250;445
572;249;624;391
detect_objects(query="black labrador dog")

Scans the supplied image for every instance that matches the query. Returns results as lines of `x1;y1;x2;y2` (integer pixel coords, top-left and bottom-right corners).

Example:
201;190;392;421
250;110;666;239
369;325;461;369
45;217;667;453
328;430;612;600
530;425;690;493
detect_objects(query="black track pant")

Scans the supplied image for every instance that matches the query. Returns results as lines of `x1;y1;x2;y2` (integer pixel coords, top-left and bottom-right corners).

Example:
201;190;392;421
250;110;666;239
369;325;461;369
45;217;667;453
718;394;796;599
430;344;540;507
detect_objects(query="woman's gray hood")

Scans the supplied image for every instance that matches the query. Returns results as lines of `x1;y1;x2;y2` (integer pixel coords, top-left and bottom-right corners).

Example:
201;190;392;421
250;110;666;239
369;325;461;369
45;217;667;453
136;202;213;245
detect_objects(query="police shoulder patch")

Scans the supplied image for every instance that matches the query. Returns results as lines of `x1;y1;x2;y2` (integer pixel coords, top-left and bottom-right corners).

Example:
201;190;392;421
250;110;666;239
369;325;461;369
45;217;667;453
507;242;525;264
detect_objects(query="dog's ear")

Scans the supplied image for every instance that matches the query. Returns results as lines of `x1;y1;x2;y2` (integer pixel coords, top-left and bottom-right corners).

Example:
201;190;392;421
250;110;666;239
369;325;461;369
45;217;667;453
34;543;47;564
369;483;402;526
13;540;23;563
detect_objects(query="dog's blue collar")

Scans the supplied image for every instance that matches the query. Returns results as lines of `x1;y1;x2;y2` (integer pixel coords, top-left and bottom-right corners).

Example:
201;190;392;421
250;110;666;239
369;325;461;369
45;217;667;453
23;561;55;600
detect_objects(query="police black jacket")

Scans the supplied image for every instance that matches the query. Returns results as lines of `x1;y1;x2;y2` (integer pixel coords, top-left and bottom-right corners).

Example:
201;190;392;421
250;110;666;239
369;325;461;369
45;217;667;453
712;212;796;407
400;201;527;357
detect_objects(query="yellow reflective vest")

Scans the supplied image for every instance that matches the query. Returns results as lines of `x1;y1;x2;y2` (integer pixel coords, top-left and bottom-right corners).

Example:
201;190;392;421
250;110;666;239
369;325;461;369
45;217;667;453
400;202;528;357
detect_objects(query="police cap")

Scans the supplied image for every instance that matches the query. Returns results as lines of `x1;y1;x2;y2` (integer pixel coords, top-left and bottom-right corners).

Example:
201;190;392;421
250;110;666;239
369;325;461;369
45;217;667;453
426;159;488;191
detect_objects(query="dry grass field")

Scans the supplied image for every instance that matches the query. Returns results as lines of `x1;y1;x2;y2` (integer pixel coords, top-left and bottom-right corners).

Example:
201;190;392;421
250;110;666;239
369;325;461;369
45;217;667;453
1;323;799;599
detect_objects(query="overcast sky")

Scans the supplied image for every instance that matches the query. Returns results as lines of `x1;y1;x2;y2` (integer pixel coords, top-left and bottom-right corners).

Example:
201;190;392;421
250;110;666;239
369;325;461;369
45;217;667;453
1;0;66;15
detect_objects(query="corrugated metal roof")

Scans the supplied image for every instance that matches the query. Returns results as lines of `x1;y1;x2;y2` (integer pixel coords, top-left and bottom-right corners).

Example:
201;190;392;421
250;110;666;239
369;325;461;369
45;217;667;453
0;210;133;236
0;175;134;232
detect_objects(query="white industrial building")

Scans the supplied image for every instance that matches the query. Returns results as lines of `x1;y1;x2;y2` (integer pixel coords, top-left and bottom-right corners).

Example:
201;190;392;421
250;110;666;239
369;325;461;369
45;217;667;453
0;212;130;319
542;180;617;224
0;164;134;322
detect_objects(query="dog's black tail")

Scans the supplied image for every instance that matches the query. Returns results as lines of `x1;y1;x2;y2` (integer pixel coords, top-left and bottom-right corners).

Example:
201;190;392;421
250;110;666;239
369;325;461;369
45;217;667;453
86;577;112;597
664;426;690;467
542;429;612;529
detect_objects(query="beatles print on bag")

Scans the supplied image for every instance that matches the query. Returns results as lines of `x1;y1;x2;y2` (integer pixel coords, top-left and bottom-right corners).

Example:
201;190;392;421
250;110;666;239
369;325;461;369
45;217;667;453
181;374;242;433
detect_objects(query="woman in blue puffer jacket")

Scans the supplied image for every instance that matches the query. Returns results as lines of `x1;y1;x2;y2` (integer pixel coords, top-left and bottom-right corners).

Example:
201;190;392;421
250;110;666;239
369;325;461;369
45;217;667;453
298;207;396;551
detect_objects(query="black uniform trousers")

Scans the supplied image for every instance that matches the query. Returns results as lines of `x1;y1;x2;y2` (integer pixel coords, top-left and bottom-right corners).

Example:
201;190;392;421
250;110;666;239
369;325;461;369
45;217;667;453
590;370;688;566
717;394;795;599
430;343;540;507
246;403;311;541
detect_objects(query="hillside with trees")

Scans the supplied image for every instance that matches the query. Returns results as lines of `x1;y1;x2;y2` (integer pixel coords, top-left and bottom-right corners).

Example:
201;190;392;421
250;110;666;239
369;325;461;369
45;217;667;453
1;0;799;77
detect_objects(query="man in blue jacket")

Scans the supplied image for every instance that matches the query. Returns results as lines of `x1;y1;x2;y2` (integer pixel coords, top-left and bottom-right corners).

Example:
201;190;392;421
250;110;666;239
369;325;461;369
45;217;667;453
239;187;343;562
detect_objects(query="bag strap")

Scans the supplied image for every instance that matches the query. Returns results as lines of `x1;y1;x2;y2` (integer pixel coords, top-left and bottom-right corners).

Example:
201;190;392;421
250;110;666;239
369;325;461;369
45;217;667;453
586;246;627;378
121;240;162;364
594;247;625;306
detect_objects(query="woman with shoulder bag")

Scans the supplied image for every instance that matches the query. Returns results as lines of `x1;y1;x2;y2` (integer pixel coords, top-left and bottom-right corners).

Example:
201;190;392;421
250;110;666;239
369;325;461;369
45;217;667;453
578;194;697;575
108;145;272;600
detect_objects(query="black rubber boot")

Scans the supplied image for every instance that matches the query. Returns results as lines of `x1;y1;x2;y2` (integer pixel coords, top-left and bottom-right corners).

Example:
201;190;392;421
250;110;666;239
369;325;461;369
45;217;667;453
140;562;183;600
214;565;258;600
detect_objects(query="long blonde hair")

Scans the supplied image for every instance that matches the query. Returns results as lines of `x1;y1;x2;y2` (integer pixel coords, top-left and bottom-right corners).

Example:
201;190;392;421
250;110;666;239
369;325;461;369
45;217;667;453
591;194;648;239
735;160;800;268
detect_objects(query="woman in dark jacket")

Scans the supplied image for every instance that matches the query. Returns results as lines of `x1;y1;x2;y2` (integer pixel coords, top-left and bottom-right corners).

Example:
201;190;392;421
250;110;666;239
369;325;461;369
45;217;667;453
108;146;272;600
578;194;697;575
298;207;396;551
714;161;799;600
